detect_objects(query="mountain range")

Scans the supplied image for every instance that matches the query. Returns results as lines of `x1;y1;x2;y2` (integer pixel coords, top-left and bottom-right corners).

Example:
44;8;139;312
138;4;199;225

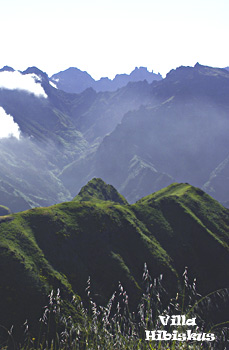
0;63;229;343
0;63;229;212
59;63;229;206
0;179;228;338
0;64;229;212
50;66;162;93
0;65;158;212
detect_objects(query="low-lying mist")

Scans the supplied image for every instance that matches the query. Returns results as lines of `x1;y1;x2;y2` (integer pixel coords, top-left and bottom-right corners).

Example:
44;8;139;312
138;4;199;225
0;135;72;212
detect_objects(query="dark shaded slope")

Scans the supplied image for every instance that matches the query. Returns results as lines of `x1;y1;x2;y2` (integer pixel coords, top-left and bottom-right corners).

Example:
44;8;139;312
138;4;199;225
0;214;72;335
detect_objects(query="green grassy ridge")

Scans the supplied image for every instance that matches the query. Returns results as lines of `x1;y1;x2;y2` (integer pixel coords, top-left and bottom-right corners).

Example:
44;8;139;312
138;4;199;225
73;177;128;204
137;183;229;245
0;180;228;339
0;186;178;334
133;183;229;293
19;200;177;301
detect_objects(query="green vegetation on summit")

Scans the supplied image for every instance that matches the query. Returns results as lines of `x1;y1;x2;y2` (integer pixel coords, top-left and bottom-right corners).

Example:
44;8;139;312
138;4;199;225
73;178;128;204
0;179;228;338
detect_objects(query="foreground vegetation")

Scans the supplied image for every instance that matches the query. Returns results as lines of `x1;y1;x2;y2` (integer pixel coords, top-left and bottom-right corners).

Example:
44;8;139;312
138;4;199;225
1;265;228;350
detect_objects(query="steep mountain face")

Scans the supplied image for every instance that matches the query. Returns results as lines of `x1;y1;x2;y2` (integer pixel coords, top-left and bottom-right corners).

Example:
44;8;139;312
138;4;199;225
0;68;88;157
60;64;229;205
0;180;228;336
1;64;229;211
0;67;155;212
203;155;229;206
0;137;73;212
0;68;88;211
68;80;154;144
51;66;162;93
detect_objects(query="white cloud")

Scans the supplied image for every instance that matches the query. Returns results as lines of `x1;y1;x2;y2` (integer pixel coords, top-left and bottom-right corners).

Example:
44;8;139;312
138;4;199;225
49;80;57;89
0;71;47;98
0;107;21;139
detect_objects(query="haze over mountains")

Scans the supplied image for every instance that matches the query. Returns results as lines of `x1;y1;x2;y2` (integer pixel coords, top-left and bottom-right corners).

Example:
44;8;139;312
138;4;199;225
0;63;229;212
60;63;229;206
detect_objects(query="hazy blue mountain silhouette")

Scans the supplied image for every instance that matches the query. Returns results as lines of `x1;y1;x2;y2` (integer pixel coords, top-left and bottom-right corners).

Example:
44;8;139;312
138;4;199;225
51;66;162;93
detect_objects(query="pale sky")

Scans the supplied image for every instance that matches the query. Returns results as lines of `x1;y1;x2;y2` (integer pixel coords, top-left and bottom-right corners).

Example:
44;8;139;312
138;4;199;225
0;0;228;79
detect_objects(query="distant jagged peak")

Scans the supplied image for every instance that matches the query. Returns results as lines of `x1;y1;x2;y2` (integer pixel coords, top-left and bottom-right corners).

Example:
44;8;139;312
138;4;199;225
0;66;15;72
51;67;94;82
21;66;49;81
130;66;161;78
193;62;229;76
50;66;162;93
166;63;229;81
0;66;49;83
50;67;95;93
113;66;162;83
73;178;128;205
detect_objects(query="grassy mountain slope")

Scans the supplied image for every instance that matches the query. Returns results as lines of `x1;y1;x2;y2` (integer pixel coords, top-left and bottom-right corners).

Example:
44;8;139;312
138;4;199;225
73;177;128;204
133;183;229;294
0;179;228;337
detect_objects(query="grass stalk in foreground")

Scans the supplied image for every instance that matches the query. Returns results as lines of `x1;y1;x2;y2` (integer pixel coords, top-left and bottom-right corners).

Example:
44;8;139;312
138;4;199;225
1;265;228;350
